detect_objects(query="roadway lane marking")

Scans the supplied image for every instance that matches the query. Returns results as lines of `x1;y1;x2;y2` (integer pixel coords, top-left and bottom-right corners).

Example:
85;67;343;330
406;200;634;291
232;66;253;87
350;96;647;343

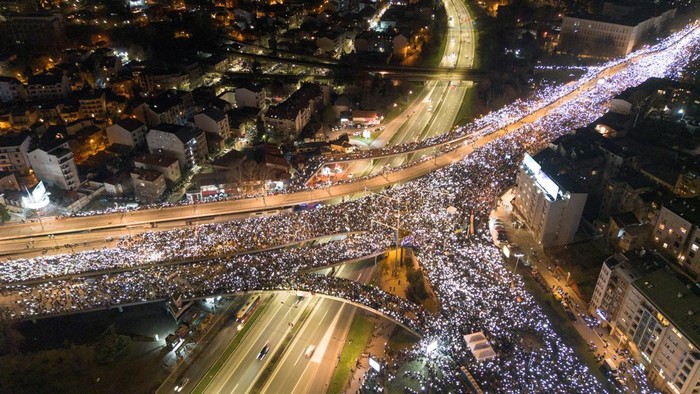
311;304;346;364
318;310;328;325
293;348;305;366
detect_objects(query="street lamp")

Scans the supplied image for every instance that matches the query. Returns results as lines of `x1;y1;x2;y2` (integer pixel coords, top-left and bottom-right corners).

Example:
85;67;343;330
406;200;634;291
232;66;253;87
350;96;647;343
513;252;525;272
365;188;403;273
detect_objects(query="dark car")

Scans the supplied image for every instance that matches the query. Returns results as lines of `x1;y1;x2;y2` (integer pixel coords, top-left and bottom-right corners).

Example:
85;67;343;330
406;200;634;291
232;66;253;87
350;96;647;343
257;343;271;360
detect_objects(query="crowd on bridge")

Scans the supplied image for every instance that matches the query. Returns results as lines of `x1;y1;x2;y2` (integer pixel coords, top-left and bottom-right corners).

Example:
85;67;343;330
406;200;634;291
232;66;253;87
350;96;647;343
3;20;699;394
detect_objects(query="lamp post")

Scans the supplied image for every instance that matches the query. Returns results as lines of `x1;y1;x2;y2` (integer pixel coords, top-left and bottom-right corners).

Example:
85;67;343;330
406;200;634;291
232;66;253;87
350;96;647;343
514;252;524;272
365;187;402;273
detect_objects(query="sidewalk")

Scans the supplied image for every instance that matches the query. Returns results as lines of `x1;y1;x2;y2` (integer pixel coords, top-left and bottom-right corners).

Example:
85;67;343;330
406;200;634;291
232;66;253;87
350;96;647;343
344;320;395;394
490;189;644;393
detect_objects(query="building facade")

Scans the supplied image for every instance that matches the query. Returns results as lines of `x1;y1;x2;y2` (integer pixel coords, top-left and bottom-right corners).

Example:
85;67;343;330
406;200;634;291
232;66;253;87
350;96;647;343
106;118;147;148
130;169;166;202
27;142;80;190
133;153;181;182
146;123;208;169
0;132;32;173
652;200;700;278
513;153;588;247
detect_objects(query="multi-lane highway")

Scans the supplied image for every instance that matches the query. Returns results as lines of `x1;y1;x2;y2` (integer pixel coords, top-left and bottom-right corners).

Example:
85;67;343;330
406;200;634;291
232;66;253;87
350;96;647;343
192;259;376;394
371;0;475;149
0;1;476;249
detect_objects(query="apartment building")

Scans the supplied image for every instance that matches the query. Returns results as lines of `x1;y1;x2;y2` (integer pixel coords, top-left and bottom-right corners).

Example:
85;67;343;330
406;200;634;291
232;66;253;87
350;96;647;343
194;107;231;140
2;11;67;52
133;90;194;127
131;168;166;202
513;152;588;246
27;142;80;190
106;118;147;149
146;123;208;168
0;131;32;173
26;73;70;101
652;200;700;278
133;153;181;182
0;76;27;103
263;83;323;137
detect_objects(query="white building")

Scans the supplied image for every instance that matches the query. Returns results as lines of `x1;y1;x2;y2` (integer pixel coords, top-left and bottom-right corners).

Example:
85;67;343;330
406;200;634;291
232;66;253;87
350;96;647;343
234;84;266;109
133;90;194;127
0;76;27;103
133;153;181;183
652;200;700;279
613;269;700;394
513;153;588;247
559;3;676;57
194;107;231;140
26;73;70;101
0;131;32;173
146;123;208;169
106;118;147;148
27;142;80;190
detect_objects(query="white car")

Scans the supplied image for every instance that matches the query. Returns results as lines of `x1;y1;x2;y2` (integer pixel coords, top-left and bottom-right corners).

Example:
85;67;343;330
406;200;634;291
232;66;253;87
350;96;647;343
305;345;316;358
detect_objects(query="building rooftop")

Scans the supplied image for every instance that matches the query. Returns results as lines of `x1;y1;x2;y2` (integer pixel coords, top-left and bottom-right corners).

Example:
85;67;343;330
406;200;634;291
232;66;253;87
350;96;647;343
611;211;640;228
199;107;226;122
27;73;64;86
131;168;163;182
663;198;700;225
134;153;179;168
146;90;188;114
114;117;145;132
0;131;31;147
634;269;700;347
151;123;202;144
265;83;322;122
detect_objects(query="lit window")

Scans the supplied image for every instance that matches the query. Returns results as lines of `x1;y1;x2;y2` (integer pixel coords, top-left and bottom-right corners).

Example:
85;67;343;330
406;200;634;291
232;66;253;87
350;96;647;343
663;243;668;248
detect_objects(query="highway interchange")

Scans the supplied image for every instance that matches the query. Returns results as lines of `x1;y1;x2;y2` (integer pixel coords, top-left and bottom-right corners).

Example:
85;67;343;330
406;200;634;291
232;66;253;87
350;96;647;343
2;1;700;393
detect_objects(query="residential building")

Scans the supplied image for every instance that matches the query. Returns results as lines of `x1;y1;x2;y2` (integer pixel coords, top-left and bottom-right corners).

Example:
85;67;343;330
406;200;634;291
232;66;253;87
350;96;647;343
590;251;662;322
0;171;20;192
2;11;67;52
106;118;147;149
263;83;323;137
652;199;700;278
0;76;27;103
0;131;32;173
614;269;700;394
77;90;106;118
194;107;231;140
146;123;208;168
131;168;166;202
559;3;676;57
133;90;194;127
27;142;80;190
133;153;181;182
608;212;652;252
26;73;70;101
513;152;588;247
234;83;266;108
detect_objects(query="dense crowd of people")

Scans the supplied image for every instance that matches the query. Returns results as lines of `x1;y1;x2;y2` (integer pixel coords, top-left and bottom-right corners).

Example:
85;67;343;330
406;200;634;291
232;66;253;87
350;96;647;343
2;20;699;393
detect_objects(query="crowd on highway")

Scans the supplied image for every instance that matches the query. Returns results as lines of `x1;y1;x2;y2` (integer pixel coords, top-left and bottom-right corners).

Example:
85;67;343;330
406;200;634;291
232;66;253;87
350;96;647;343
3;19;699;394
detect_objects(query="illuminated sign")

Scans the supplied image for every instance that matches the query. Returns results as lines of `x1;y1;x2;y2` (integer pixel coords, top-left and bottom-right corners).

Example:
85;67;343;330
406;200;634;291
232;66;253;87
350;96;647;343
22;182;50;210
369;357;381;372
523;153;560;199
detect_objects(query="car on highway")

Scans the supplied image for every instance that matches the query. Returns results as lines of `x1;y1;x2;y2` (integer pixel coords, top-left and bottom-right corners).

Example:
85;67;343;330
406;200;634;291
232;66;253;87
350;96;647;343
257;343;271;360
174;377;190;392
305;345;316;358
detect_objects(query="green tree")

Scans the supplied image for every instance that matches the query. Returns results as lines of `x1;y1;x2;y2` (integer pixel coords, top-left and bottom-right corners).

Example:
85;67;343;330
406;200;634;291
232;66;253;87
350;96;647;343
0;205;10;223
93;326;131;365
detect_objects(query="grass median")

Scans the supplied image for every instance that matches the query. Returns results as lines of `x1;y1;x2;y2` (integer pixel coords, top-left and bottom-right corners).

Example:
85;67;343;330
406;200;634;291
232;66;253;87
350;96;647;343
327;312;374;394
191;300;268;394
